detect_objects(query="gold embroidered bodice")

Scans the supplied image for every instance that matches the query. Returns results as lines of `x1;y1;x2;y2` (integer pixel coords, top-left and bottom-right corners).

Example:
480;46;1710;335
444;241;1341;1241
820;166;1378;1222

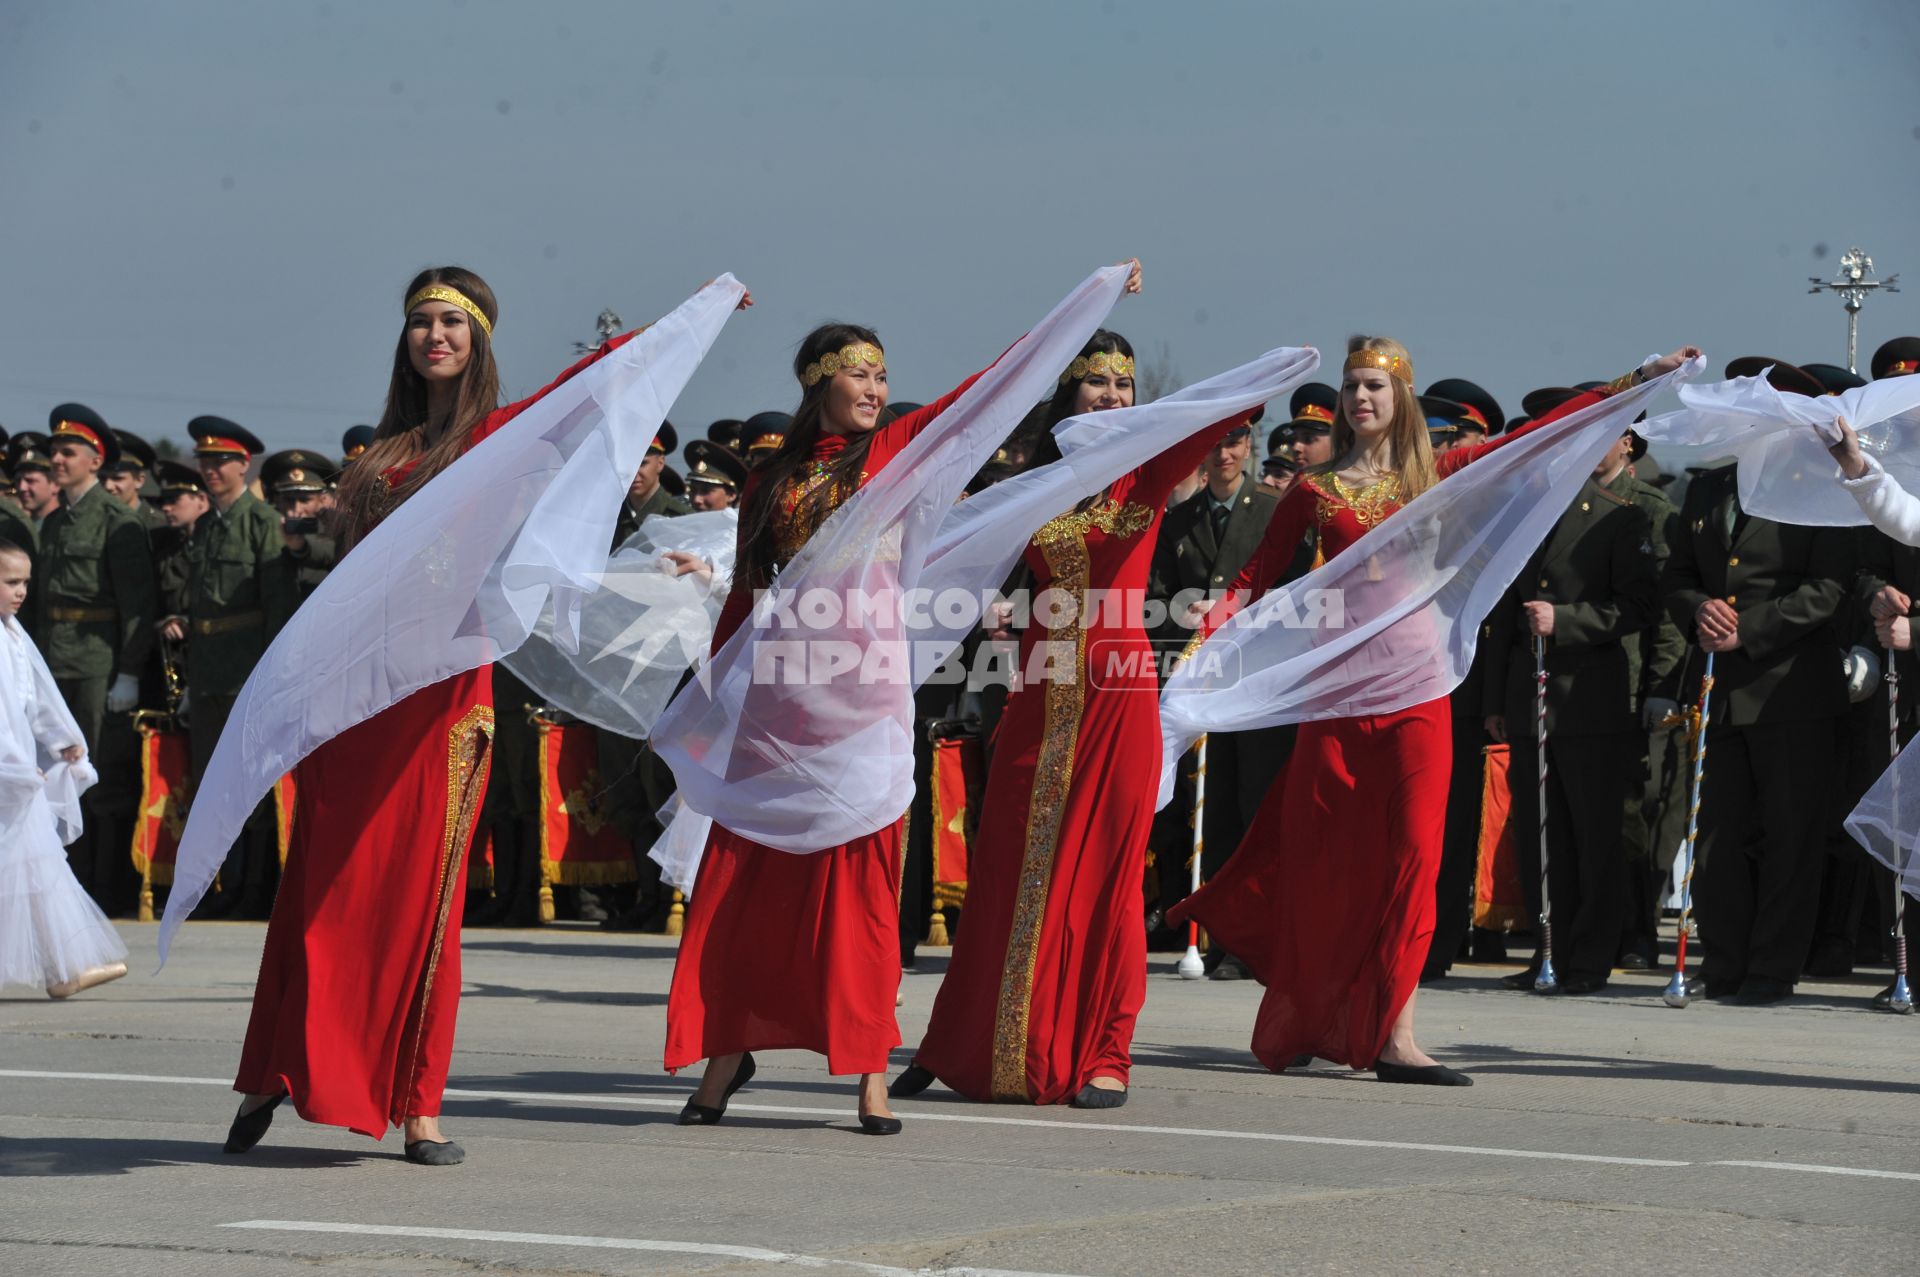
1306;472;1402;530
1031;496;1156;552
773;459;869;563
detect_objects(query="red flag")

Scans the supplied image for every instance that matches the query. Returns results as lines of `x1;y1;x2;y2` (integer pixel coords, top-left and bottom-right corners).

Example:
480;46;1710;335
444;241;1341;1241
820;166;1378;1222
536;716;637;886
1473;743;1526;931
132;721;192;890
931;733;982;912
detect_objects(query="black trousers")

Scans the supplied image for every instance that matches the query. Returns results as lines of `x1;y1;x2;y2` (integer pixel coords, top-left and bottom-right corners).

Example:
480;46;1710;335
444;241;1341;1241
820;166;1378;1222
1506;724;1633;984
1696;718;1840;987
190;688;280;913
1425;694;1491;976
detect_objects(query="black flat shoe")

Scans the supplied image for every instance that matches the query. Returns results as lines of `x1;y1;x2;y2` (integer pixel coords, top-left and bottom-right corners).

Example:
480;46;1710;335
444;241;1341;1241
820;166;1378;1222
403;1139;466;1166
888;1064;935;1099
678;1052;757;1126
1499;968;1542;991
1375;1060;1473;1087
1069;1084;1128;1110
223;1093;285;1154
858;1113;903;1135
1557;976;1608;996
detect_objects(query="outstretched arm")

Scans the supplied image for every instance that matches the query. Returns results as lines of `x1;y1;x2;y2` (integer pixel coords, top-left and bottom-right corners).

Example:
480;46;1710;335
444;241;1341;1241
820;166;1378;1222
1828;416;1920;547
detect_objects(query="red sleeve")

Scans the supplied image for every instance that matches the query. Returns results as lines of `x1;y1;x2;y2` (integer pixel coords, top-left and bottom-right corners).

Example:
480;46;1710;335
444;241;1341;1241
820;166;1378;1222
1437;386;1609;476
1128;411;1257;510
470;327;648;447
1193;482;1317;639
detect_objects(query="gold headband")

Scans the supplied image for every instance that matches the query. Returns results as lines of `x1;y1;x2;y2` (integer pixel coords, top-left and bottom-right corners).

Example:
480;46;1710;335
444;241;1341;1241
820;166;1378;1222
406;284;494;337
1061;351;1135;385
801;342;885;388
1344;348;1413;384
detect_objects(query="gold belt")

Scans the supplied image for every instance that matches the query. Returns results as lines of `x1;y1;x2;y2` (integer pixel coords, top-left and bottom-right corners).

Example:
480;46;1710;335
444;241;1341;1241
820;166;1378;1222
193;610;265;637
47;606;115;623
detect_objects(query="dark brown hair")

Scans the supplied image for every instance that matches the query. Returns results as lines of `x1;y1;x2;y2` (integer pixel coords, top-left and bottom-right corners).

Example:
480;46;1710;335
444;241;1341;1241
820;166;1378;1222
734;322;885;591
332;266;502;541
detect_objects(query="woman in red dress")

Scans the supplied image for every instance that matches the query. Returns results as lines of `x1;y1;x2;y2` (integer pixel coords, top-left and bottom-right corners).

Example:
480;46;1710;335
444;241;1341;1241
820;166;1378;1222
667;265;1143;1134
1170;336;1695;1085
225;267;742;1164
891;331;1250;1108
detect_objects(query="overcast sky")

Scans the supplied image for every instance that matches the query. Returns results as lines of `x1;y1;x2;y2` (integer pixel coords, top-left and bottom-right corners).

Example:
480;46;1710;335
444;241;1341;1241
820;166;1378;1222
4;0;1917;473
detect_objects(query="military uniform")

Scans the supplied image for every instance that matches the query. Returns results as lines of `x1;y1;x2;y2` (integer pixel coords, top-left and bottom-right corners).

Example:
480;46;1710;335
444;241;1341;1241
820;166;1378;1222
180;419;297;915
262;449;341;600
1483;477;1659;989
39;407;157;911
1145;466;1294;938
1605;460;1689;966
1663;461;1850;998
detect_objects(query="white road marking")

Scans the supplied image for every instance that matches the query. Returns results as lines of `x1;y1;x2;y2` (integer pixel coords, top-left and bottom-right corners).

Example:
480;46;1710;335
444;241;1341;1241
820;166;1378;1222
1711;1160;1920;1183
225;1219;1090;1277
8;1068;1916;1185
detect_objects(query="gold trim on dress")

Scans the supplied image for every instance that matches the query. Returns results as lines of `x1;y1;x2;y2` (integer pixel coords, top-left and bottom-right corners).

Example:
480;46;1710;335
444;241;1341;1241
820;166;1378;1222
986;496;1153;1101
395;703;495;1124
1306;473;1401;529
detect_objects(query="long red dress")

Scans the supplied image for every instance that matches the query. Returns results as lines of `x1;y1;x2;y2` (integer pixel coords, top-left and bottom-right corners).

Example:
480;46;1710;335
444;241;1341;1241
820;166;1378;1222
235;333;637;1138
910;419;1247;1103
1170;400;1597;1072
664;372;986;1077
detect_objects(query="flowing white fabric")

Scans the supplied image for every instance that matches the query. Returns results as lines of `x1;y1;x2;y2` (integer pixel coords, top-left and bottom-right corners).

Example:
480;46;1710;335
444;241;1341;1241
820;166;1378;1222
647;797;711;894
641;343;1322;873
504;509;738;738
1635;370;1920;527
649;264;1129;852
1156;357;1705;806
1634;372;1920;897
157;276;747;959
0;615;124;989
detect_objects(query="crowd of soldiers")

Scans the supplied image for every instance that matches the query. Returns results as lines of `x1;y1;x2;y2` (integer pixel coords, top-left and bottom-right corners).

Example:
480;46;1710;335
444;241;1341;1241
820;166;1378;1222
8;334;1920;1012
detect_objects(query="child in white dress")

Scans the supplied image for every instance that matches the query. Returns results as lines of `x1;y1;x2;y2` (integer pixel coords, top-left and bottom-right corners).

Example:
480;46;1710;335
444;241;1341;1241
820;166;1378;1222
0;539;127;998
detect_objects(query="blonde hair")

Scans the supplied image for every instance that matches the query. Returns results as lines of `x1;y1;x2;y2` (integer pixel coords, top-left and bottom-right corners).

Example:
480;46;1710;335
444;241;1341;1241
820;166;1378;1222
1316;335;1440;501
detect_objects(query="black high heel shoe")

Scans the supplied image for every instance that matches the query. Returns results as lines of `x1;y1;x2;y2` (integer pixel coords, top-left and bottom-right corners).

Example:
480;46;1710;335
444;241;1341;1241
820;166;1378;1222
224;1093;285;1154
858;1112;903;1135
888;1064;935;1099
678;1052;756;1125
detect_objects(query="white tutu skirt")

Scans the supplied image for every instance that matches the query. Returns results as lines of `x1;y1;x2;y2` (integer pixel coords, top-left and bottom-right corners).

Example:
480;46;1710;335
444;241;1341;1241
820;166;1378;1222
0;804;128;990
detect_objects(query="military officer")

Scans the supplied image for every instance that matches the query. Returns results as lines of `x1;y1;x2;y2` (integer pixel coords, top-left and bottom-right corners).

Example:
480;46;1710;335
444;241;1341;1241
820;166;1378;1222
339;424;375;467
262;449;340;599
9;433;59;533
706;418;746;455
1483;393;1660;994
1853;336;1920;1007
38;403;157;911
683;439;746;512
613;421;691;546
740;411;791;466
167;417;297;917
1661;359;1852;1005
102;430;164;531
1422;377;1504;456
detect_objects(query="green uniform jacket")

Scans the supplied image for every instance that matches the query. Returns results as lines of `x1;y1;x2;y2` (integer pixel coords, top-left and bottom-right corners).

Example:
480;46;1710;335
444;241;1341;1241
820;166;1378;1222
285;533;338;599
1146;474;1284;653
36;481;157;680
613;486;692;549
1483;478;1659;736
184;490;297;697
1661;464;1850;726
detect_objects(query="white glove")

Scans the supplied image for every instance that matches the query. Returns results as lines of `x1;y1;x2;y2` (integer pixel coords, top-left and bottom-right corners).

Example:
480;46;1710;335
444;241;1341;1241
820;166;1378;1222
106;673;140;713
1843;646;1882;704
1642;697;1681;731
